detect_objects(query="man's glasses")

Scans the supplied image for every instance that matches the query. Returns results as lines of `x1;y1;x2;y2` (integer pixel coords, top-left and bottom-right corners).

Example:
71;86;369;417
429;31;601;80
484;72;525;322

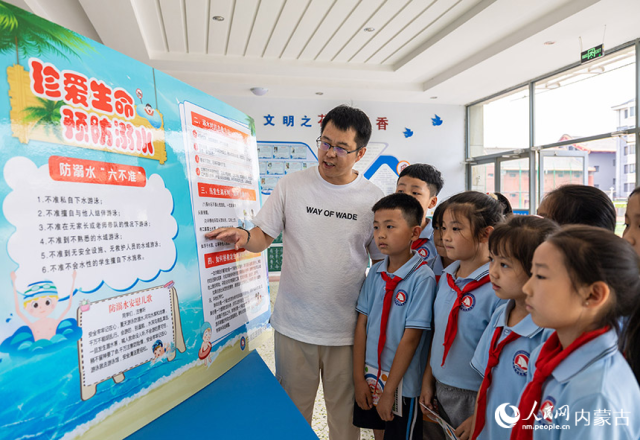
316;137;362;157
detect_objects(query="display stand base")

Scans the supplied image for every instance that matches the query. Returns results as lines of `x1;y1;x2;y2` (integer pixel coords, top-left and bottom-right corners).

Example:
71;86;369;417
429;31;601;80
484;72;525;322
126;350;318;439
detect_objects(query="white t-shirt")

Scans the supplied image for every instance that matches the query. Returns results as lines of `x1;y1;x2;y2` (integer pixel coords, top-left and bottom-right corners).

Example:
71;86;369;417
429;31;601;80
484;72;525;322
253;166;384;345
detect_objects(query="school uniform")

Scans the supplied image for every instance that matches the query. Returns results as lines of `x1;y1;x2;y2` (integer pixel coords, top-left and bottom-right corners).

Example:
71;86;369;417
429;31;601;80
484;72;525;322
354;252;437;439
412;220;438;271
520;328;640;439
429;261;506;428
470;301;552;440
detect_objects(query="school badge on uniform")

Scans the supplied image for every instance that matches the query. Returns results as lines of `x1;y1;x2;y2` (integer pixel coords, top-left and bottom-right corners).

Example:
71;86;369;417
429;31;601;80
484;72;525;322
512;350;529;376
417;247;429;259
394;290;407;306
460;293;476;311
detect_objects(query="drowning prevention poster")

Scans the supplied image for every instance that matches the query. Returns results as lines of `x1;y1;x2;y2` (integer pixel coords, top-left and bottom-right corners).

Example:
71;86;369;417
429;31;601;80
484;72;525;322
0;2;270;438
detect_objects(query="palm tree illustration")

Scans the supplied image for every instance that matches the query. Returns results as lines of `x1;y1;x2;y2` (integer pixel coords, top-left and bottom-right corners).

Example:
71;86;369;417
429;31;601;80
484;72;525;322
0;2;94;64
22;97;64;139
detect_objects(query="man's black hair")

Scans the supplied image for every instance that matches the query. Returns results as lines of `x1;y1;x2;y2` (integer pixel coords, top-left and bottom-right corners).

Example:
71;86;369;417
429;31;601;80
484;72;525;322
321;105;372;149
398;163;444;196
372;193;424;227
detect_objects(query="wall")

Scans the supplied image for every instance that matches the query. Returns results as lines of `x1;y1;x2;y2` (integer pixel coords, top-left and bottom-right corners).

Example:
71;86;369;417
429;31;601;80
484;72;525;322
220;96;466;204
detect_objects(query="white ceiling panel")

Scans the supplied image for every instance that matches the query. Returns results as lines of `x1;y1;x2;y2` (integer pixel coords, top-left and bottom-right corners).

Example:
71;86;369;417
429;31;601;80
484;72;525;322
368;0;464;65
185;0;209;54
315;0;385;62
281;0;335;59
131;0;167;54
207;0;235;55
227;0;260;56
262;0;311;58
7;0;640;105
349;0;435;63
332;0;412;63
159;0;188;53
245;0;286;57
298;0;359;60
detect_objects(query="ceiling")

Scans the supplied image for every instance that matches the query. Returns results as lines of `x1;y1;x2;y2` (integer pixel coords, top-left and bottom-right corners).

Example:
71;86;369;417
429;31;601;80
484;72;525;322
5;0;640;105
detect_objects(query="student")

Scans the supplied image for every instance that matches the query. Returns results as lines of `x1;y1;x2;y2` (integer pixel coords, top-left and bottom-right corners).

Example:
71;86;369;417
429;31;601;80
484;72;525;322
431;200;454;282
621;187;640;384
205;105;384;439
469;216;559;440
511;226;640;440
421;191;506;440
353;193;437;440
395;164;444;271
537;184;616;232
492;192;513;217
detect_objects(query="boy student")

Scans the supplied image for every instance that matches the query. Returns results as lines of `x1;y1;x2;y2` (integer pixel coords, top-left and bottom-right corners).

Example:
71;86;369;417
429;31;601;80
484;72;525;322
206;105;384;440
353;193;437;440
395;164;444;272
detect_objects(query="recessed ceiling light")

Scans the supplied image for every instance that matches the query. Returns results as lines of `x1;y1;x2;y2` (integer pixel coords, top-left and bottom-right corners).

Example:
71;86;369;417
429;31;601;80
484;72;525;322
315;92;324;95
430;96;437;99
544;41;555;45
363;27;375;33
250;87;268;96
212;16;225;21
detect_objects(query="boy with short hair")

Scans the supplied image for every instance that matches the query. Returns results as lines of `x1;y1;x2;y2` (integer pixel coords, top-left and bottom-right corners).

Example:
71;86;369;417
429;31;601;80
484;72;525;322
353;193;437;440
395;164;444;273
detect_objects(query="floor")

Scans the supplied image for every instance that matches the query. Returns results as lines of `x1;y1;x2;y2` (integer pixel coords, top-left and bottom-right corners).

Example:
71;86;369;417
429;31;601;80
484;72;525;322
256;281;375;440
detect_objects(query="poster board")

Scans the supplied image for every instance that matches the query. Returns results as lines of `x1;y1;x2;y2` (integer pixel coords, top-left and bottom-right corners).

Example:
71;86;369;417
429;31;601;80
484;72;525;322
0;3;270;439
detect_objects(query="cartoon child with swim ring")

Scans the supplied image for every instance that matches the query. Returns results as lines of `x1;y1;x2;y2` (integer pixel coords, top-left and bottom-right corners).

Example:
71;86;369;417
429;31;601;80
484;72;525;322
199;322;213;366
11;270;76;341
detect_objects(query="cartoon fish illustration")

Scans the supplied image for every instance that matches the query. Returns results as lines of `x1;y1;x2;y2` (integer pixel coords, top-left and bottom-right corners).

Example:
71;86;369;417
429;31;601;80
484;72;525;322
432;115;443;126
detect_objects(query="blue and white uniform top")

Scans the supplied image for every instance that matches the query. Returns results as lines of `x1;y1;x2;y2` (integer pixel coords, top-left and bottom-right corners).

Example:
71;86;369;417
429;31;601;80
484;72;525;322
413;220;438;269
522;328;640;439
430;261;506;391
356;251;437;398
470;301;552;440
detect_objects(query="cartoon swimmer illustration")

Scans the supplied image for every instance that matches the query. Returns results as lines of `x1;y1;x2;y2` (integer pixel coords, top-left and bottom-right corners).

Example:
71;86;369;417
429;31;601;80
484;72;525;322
151;339;175;365
198;322;213;365
11;270;76;341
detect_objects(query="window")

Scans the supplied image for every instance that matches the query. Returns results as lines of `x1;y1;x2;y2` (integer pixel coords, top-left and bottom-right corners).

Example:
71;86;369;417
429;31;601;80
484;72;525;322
468;87;529;157
467;43;637;236
534;47;636;146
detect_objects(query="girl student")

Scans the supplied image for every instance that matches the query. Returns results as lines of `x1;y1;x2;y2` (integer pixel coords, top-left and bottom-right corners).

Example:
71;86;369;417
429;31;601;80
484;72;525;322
621;187;640;384
536;184;617;232
431;200;454;282
420;191;506;440
511;225;640;440
469;216;559;440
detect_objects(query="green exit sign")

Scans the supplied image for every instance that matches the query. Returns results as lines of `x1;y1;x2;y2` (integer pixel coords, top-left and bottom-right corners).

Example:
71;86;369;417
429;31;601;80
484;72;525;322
581;44;604;63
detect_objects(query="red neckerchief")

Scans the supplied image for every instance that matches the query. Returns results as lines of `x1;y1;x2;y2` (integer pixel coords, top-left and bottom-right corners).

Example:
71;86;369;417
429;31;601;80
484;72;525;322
441;272;491;366
510;327;610;440
375;260;427;392
411;238;429;250
472;327;521;439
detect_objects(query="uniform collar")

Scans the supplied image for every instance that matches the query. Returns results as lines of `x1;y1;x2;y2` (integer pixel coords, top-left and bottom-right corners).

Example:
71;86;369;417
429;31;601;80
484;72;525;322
551;328;618;383
377;251;423;279
443;260;490;282
495;300;543;338
420;219;434;240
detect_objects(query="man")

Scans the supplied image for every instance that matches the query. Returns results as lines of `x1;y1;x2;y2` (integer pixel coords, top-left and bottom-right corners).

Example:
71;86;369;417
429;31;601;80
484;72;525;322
206;105;383;439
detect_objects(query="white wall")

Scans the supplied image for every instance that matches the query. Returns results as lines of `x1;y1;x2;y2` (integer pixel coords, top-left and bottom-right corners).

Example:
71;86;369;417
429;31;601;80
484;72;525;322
220;96;466;203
